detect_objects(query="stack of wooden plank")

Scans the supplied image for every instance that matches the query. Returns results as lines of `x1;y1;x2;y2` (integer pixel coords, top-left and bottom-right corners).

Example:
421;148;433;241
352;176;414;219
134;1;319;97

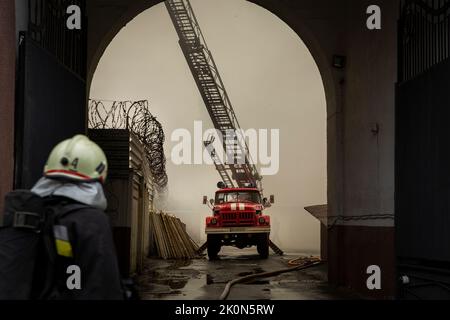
149;211;199;259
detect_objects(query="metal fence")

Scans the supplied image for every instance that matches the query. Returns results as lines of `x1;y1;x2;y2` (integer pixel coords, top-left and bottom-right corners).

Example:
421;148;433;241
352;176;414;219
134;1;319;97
28;0;86;78
398;0;450;82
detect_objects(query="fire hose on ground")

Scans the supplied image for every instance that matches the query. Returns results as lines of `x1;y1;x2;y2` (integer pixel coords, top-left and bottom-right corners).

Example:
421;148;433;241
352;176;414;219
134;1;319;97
219;257;322;300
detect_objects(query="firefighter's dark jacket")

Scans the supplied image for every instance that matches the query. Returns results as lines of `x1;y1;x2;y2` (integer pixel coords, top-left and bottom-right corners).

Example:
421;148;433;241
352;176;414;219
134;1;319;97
52;198;124;300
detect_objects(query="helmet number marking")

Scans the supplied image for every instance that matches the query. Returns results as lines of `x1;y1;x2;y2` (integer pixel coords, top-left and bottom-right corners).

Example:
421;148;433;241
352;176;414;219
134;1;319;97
96;162;106;174
71;158;79;169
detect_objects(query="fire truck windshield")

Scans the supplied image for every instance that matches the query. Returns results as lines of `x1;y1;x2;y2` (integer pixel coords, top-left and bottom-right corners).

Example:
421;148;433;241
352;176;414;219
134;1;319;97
215;191;261;204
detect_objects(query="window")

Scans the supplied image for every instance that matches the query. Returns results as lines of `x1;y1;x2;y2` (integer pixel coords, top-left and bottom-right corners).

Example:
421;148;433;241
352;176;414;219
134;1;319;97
215;191;261;204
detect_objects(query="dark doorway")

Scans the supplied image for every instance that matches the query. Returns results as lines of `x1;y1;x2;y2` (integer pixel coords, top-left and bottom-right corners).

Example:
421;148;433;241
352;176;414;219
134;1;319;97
396;0;450;299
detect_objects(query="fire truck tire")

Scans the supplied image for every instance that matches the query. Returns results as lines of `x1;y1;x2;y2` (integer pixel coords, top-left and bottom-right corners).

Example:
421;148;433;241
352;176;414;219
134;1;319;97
257;233;269;259
207;235;221;260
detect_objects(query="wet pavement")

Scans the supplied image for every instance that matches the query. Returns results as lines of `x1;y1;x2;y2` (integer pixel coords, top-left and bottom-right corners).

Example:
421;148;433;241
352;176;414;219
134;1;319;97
136;247;360;300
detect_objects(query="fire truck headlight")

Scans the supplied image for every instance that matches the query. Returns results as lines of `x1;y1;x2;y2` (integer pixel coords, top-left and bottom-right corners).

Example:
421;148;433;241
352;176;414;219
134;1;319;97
258;217;266;224
211;218;218;225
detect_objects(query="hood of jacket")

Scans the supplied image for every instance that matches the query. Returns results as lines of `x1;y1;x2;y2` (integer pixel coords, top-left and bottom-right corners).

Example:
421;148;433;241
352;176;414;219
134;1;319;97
31;177;107;210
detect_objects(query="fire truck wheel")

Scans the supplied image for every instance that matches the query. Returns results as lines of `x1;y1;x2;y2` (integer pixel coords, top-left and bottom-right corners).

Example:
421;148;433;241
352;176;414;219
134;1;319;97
207;235;221;260
257;234;269;259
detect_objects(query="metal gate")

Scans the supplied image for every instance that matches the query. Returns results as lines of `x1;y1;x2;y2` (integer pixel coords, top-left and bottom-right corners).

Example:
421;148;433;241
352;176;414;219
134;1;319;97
396;0;450;299
15;0;87;188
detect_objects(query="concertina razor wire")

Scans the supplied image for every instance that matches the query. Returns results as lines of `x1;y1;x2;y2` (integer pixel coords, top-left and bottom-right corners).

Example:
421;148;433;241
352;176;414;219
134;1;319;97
88;99;168;191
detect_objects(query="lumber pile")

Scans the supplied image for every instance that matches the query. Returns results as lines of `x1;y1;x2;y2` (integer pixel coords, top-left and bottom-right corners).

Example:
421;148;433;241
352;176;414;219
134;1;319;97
149;211;199;259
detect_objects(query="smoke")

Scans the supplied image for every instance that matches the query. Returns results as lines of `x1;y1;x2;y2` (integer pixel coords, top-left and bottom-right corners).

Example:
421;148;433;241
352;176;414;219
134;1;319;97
153;189;169;212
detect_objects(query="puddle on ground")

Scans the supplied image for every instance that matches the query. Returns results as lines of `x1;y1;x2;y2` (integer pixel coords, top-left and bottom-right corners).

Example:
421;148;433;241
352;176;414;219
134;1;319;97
138;262;208;299
168;259;192;269
152;277;189;290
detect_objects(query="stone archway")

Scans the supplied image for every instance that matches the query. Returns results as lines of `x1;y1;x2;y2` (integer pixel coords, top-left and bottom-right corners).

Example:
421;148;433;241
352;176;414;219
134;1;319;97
86;0;345;292
86;0;344;218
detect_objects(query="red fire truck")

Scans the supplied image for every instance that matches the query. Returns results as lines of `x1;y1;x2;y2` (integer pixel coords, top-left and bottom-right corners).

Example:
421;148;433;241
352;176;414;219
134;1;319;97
203;184;274;259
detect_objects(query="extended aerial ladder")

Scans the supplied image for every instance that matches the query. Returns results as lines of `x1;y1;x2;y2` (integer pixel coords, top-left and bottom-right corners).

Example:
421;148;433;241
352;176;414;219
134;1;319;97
165;0;262;190
165;0;283;255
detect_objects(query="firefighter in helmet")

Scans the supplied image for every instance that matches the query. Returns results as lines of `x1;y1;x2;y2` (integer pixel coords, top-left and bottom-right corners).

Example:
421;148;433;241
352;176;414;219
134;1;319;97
30;134;124;299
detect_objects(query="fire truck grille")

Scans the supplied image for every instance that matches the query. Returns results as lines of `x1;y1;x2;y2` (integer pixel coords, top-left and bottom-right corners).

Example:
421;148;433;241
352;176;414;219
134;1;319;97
239;212;254;220
221;213;237;220
221;212;255;226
